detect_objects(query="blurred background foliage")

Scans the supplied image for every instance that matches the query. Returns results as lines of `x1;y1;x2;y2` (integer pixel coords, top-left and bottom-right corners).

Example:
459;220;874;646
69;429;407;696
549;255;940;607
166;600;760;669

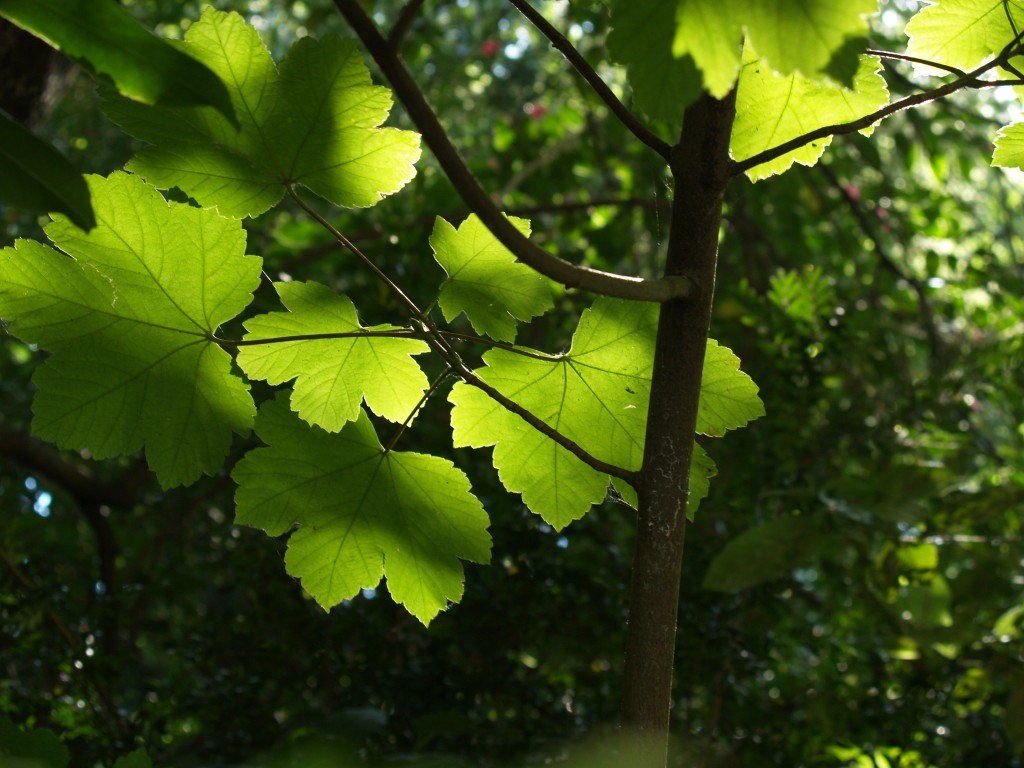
1;0;1022;766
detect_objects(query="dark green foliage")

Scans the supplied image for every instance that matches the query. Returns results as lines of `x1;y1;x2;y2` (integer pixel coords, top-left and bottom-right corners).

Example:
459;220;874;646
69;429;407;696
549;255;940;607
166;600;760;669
1;2;1023;767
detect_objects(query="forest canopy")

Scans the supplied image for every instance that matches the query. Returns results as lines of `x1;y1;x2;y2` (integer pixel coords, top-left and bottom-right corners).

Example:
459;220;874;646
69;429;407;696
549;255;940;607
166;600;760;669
0;1;1022;767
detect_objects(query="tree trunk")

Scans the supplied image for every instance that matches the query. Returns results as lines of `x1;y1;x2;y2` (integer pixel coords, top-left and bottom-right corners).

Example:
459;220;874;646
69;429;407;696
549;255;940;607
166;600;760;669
620;90;737;766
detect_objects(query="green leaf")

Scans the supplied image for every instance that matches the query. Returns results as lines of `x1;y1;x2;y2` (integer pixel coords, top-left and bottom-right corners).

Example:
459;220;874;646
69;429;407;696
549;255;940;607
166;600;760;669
101;8;420;218
731;46;889;180
237;281;430;431
431;215;554;343
698;339;766;436
607;0;703;123
233;398;491;625
111;750;152;768
672;0;876;97
703;515;833;591
0;0;235;122
0;717;69;768
992;121;1024;169
0;172;260;487
0;110;95;230
767;266;835;326
905;0;1024;73
450;298;761;527
687;443;718;521
450;298;655;529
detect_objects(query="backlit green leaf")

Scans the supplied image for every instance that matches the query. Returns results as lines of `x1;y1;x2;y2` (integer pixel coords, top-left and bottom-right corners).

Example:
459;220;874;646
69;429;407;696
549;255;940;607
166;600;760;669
237;281;430;431
0;0;235;122
687;443;718;520
731;46;888;180
905;0;1024;73
233;398;491;625
0;172;260;487
607;0;702;123
672;0;876;97
450;298;654;529
450;298;762;527
431;214;554;343
102;8;420;218
698;339;766;436
992;121;1024;169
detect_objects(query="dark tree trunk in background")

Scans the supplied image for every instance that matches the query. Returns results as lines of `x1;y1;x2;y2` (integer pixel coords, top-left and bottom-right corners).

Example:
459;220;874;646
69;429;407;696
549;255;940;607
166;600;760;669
1;17;65;125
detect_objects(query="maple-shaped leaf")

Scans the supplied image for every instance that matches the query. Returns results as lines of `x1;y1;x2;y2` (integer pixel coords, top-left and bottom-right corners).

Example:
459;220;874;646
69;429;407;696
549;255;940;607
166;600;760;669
672;0;876;98
992;121;1024;169
906;0;1024;74
611;0;874;107
101;8;420;218
450;298;655;529
450;298;763;528
698;340;766;436
607;0;703;123
731;46;889;180
232;397;491;625
430;214;554;343
0;172;260;486
687;442;718;520
237;281;429;431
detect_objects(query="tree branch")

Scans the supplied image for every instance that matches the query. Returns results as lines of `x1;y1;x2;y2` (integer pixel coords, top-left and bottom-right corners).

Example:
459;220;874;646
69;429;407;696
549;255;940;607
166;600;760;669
506;0;672;160
815;161;944;361
730;55;1015;177
332;0;692;302
0;424;144;510
865;48;968;78
281;196;669;273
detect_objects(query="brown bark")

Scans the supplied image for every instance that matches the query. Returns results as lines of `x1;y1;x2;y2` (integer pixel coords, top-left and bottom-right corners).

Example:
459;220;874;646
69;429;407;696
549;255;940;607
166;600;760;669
620;91;737;766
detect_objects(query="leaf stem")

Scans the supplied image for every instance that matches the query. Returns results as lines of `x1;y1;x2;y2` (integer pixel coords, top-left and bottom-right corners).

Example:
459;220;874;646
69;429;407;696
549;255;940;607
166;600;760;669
864;48;968;77
387;0;427;51
384;367;453;454
216;328;421;347
455;364;637;484
437;329;561;361
287;187;425;318
331;0;692;302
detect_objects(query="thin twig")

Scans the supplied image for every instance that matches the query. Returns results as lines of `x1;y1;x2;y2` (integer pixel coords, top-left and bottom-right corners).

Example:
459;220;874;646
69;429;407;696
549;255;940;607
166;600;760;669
730;54;1017;177
387;0;428;51
865;48;968;78
506;0;671;160
438;330;560;361
288;187;425;318
332;0;692;302
455;363;638;483
816;162;943;360
216;329;421;347
0;544;127;738
280;196;669;273
384;367;453;453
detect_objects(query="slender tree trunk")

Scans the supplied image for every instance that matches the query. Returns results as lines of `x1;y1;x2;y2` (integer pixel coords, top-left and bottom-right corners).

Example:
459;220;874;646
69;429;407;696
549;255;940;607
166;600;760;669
620;91;737;765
